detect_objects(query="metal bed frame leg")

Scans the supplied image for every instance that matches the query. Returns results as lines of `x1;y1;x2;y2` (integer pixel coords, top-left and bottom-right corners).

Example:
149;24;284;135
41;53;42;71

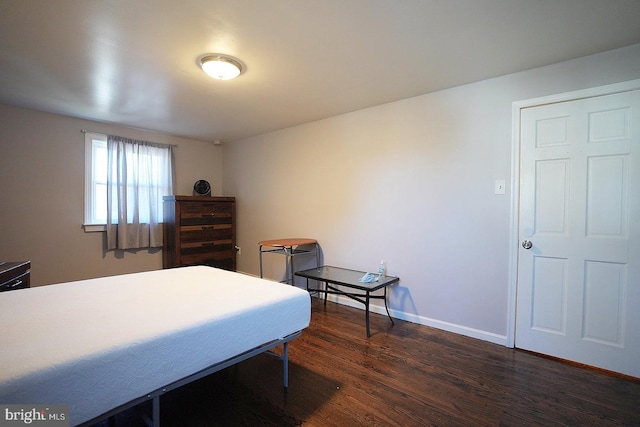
152;396;160;427
283;341;289;388
135;396;159;427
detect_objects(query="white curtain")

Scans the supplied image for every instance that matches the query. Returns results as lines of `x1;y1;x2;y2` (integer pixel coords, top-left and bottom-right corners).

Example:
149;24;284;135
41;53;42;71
106;135;174;250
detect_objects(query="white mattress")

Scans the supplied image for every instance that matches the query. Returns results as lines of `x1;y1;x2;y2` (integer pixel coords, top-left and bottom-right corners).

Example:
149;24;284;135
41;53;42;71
0;266;310;426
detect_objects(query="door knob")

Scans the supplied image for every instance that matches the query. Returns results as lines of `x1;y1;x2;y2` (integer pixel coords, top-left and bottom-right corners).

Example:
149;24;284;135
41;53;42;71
522;240;533;250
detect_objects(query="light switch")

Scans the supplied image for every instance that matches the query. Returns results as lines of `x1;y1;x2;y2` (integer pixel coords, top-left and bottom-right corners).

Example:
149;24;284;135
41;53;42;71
495;179;506;195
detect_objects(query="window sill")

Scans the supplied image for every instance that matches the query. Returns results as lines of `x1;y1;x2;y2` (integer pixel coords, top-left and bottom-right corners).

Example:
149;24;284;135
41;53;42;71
84;224;106;232
83;223;164;232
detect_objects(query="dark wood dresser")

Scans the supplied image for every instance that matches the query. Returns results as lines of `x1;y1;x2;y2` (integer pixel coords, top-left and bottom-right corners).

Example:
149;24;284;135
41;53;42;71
0;261;31;292
163;196;236;271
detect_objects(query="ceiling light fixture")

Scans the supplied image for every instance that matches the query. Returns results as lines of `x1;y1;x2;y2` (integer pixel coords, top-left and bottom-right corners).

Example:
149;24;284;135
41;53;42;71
198;54;244;80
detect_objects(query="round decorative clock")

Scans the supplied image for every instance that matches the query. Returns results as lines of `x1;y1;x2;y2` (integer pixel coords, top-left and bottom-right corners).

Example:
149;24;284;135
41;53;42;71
193;180;211;196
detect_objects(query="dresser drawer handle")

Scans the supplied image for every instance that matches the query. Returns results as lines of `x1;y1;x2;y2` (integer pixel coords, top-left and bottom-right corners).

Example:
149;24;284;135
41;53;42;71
200;213;216;217
9;280;22;288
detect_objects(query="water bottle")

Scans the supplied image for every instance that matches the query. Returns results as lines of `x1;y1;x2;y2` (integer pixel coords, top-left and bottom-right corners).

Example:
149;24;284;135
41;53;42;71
378;260;386;278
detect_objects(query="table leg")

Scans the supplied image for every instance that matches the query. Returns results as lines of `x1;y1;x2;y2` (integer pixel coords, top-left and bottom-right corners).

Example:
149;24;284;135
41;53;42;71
323;280;328;306
365;291;371;337
384;287;395;324
284;246;291;284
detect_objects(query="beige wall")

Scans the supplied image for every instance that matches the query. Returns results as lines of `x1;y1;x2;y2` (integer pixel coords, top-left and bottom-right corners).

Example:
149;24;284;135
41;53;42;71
223;44;640;343
0;105;223;286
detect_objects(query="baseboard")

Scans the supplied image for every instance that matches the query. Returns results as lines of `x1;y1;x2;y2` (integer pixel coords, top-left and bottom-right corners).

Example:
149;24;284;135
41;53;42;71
324;293;509;347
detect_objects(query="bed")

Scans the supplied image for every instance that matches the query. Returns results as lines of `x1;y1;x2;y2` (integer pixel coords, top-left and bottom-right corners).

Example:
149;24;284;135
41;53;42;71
0;266;311;426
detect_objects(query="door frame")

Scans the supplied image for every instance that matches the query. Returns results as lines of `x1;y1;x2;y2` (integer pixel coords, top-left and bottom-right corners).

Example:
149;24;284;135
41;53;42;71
506;79;640;348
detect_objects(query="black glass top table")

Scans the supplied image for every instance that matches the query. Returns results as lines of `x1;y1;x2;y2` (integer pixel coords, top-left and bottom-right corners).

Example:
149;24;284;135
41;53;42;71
295;265;399;337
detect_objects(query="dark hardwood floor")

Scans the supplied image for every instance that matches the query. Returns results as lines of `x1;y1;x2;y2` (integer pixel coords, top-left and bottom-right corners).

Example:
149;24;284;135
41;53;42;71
108;298;640;426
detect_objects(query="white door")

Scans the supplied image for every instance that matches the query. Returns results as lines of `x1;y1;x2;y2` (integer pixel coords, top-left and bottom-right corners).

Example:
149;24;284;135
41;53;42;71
516;89;640;378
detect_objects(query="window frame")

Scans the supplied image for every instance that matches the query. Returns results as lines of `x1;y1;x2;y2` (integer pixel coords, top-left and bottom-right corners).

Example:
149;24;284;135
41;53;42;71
84;132;108;232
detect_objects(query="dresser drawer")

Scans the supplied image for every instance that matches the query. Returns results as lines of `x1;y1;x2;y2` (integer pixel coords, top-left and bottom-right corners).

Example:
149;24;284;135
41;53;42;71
179;202;234;226
180;224;232;243
0;271;29;292
180;201;234;215
0;261;31;292
180;212;232;226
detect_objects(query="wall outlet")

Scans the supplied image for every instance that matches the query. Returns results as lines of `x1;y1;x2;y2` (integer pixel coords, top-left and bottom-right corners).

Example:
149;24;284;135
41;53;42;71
235;245;241;255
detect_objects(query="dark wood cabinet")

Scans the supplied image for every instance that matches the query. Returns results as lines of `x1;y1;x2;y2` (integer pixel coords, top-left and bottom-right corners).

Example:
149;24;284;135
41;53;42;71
0;261;31;292
163;196;236;271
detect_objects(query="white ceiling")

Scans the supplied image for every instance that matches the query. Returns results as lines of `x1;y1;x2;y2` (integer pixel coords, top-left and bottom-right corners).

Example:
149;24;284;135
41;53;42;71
1;0;640;143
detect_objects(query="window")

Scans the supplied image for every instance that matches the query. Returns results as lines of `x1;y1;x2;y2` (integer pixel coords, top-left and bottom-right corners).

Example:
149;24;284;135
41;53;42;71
84;132;108;231
84;132;174;237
